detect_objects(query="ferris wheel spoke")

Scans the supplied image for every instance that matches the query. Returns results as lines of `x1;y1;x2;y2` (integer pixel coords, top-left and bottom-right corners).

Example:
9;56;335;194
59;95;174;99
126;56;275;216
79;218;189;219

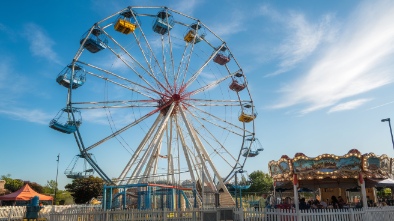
73;130;114;184
184;74;235;98
185;109;239;164
184;109;244;176
187;99;245;107
189;111;244;137
101;30;171;94
77;61;165;96
180;43;226;94
130;18;172;95
158;23;180;94
185;104;253;135
166;25;177;94
175;43;193;88
85;106;165;152
193;127;238;170
71;99;158;109
77;61;167;99
86;73;155;99
160;35;173;93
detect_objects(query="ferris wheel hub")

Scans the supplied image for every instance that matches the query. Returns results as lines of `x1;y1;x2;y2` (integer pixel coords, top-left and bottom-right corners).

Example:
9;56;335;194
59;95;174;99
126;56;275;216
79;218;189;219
172;94;181;101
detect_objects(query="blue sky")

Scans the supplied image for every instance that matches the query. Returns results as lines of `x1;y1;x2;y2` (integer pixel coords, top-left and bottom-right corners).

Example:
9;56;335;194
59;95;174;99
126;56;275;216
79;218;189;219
1;0;394;190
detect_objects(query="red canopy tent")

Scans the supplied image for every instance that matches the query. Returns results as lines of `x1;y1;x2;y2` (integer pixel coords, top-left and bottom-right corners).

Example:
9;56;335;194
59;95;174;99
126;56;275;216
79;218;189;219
0;184;53;201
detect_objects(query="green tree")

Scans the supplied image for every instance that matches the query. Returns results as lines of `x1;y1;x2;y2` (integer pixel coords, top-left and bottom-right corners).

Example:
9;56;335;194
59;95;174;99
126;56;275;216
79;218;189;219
1;174;24;192
43;180;57;195
55;190;74;205
65;176;104;204
28;182;44;193
42;180;74;205
245;170;273;194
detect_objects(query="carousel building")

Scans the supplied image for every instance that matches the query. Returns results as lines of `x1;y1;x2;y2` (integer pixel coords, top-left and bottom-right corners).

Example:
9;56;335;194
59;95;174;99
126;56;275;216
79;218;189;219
268;149;394;207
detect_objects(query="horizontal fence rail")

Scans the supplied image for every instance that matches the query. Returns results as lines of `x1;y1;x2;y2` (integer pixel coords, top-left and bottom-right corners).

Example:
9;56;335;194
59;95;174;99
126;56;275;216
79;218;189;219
1;205;394;221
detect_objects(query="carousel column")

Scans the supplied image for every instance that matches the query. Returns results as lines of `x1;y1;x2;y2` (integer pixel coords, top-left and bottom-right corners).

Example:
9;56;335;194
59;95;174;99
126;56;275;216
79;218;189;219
273;181;276;208
293;174;300;219
372;187;377;205
359;172;368;208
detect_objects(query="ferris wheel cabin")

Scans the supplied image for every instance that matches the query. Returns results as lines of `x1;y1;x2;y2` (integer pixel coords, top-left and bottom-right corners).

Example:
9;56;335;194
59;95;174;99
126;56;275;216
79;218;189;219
64;154;95;179
229;170;251;190
114;11;137;34
229;71;246;92
238;104;257;123
213;46;231;65
80;28;108;53
49;108;82;134
56;64;86;89
153;10;174;35
242;137;264;157
184;23;205;44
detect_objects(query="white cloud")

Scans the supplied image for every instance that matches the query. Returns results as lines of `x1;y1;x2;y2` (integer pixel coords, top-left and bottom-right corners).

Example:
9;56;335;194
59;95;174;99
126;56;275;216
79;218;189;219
271;0;394;114
0;23;6;31
23;23;61;64
368;100;394;110
0;59;29;98
0;60;53;124
0;62;7;89
170;0;201;16
328;99;371;113
264;10;337;76
82;108;135;126
0;108;50;124
209;9;247;37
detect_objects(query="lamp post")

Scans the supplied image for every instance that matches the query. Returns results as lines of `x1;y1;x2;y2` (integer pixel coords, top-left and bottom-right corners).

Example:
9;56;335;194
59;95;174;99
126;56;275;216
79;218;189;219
381;118;394;150
54;154;60;205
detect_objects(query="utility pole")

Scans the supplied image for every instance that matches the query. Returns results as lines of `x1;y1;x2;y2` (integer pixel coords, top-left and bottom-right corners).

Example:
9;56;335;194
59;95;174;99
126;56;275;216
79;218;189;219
54;154;60;205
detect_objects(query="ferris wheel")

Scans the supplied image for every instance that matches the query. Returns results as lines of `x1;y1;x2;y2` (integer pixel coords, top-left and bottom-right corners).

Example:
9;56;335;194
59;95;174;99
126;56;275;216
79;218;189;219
51;6;258;205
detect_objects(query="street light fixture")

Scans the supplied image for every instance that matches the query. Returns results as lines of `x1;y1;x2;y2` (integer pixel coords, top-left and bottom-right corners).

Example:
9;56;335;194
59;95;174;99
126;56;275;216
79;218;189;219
381;118;394;150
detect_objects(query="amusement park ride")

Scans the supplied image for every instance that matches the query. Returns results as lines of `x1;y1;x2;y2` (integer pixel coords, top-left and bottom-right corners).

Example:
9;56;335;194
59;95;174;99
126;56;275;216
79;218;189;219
50;6;262;209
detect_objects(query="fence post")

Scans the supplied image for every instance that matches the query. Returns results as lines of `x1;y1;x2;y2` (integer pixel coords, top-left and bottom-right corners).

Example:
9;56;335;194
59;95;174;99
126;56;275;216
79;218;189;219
163;208;168;221
349;208;355;221
7;207;13;221
363;207;368;221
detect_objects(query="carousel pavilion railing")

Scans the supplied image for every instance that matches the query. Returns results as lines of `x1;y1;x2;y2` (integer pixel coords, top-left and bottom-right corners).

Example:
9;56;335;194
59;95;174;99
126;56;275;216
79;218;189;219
1;205;394;221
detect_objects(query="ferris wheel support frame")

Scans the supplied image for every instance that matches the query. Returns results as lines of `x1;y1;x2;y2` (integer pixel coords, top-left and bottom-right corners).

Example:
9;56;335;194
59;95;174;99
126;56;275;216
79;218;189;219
117;114;163;184
180;105;228;193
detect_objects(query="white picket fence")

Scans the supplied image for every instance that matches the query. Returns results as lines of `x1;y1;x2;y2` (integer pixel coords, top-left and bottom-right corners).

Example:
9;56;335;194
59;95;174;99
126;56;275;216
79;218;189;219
0;205;101;221
1;205;394;221
235;207;394;221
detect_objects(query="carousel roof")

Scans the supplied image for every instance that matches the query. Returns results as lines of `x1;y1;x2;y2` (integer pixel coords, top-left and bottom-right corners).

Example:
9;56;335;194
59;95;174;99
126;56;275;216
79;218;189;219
268;149;394;189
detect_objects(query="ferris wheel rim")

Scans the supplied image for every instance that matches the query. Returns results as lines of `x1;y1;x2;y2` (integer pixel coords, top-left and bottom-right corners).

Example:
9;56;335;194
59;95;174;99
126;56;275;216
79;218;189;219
61;6;256;187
